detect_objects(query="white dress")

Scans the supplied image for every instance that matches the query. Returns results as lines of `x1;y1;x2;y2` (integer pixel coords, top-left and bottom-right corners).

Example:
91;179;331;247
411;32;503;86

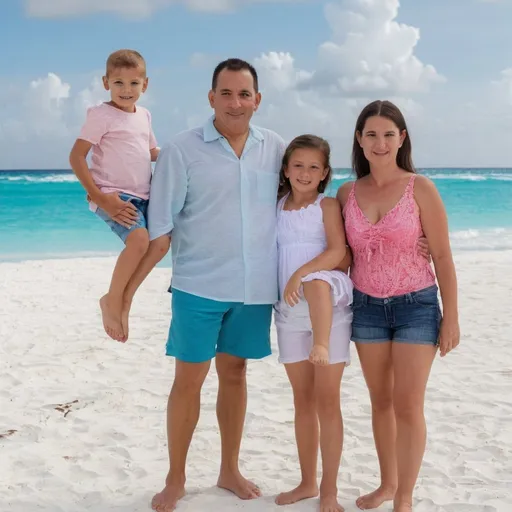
274;193;353;365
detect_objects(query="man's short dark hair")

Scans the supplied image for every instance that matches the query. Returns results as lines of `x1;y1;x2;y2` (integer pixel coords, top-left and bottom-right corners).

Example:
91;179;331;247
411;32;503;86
211;58;259;93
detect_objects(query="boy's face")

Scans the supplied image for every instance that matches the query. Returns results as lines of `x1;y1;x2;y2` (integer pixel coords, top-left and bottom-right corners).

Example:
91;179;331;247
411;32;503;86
102;66;148;112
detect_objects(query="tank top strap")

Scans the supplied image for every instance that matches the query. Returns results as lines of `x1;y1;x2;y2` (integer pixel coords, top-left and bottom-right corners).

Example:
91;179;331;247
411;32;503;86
277;194;289;211
314;193;325;205
405;174;417;198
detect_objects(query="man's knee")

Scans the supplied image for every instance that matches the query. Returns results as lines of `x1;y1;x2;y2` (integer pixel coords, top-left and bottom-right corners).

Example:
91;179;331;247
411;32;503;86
216;354;247;385
173;360;211;395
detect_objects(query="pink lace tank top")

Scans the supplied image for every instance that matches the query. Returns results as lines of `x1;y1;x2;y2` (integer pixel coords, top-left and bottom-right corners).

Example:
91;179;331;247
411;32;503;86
343;174;435;298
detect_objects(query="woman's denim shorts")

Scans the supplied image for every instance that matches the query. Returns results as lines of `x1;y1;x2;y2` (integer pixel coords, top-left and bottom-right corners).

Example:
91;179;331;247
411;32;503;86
351;285;441;345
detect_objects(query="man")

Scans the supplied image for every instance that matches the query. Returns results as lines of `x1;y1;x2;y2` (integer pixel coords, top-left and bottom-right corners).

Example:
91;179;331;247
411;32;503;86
129;58;286;511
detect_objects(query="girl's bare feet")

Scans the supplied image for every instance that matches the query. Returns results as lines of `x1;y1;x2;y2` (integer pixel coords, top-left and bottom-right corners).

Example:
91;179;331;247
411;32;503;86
393;497;413;512
309;344;329;365
275;482;319;505
356;485;396;510
217;470;261;500
151;484;185;512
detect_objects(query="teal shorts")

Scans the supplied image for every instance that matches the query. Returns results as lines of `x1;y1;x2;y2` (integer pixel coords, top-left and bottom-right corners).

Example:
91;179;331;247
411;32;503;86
167;288;273;363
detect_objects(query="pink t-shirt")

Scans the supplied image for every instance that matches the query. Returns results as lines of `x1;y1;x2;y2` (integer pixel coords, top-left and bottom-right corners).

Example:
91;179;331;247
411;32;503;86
79;102;157;206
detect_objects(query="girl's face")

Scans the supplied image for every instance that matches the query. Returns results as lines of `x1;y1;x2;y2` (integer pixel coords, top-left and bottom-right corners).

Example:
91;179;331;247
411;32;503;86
285;148;328;195
356;115;406;168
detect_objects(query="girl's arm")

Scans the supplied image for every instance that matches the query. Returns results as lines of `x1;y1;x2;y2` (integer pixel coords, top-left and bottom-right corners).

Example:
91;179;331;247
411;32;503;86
414;175;460;356
295;197;347;276
150;147;160;162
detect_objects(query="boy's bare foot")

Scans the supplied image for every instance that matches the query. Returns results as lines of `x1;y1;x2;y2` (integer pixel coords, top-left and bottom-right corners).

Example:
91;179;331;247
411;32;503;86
275;482;319;505
120;299;132;342
356;485;396;510
309;344;329;365
320;493;344;512
217;470;261;500
99;295;124;342
151;484;185;512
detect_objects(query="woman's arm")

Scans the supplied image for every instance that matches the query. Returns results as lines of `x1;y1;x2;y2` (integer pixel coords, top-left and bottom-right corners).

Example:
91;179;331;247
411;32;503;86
415;175;460;356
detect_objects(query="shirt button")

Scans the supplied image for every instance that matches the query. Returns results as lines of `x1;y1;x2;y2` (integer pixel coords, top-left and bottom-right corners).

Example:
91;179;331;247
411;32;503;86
384;299;389;304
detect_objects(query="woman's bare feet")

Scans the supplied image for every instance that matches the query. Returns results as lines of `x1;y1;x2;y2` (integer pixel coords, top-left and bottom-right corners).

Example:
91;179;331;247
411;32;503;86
151;484;185;512
309;344;329;365
356;485;396;510
99;294;124;341
217;470;261;500
320;493;344;512
275;482;319;505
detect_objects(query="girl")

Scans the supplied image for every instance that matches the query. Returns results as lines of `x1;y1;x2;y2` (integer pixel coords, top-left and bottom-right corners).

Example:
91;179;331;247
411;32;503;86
337;101;460;512
274;134;353;512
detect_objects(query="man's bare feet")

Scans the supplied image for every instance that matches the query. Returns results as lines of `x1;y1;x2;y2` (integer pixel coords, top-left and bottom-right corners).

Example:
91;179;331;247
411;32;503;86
356;485;396;510
309;344;329;365
217;470;261;500
320;494;344;512
99;294;124;341
275;482;319;505
151;484;185;512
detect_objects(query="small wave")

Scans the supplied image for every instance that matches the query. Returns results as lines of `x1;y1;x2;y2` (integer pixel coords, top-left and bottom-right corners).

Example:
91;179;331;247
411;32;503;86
450;228;512;251
0;174;78;183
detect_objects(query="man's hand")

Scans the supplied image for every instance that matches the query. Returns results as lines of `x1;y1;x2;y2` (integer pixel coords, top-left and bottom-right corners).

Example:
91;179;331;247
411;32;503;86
97;192;139;228
417;237;431;262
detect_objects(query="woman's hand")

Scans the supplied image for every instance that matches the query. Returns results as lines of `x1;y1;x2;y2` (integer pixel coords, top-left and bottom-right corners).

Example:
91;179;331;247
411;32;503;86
438;317;460;357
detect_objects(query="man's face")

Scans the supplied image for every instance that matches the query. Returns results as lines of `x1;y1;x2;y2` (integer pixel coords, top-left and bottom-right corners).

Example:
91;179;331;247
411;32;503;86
208;69;261;135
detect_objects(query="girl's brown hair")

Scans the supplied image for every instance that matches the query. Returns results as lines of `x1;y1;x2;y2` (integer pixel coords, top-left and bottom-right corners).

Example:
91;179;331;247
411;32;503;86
278;134;333;199
352;100;415;179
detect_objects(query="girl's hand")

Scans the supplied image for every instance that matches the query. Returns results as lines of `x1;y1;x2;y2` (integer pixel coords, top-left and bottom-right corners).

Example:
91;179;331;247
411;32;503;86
284;272;303;307
438;317;460;357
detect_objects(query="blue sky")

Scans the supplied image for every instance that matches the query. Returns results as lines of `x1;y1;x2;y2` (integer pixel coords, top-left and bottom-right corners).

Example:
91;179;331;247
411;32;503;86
2;0;512;168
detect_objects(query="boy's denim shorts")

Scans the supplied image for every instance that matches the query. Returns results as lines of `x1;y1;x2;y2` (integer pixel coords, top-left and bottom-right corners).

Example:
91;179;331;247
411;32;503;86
95;193;148;243
167;288;273;363
351;285;441;345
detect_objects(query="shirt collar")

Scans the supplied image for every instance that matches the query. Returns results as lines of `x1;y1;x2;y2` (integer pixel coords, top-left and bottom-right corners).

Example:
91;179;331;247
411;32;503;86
203;115;264;143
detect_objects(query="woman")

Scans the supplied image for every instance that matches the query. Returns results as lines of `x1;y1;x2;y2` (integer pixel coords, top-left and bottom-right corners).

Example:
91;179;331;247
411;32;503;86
337;100;460;512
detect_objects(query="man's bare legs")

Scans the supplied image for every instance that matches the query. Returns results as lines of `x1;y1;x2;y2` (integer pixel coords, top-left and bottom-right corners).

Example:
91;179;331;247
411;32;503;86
216;353;260;499
303;280;332;365
392;344;436;512
120;235;171;340
151;359;211;512
276;361;319;506
355;342;398;510
100;228;149;341
315;362;345;512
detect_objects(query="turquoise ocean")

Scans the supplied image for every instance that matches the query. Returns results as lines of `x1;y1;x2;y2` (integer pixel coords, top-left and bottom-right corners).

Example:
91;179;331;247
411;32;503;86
1;169;512;263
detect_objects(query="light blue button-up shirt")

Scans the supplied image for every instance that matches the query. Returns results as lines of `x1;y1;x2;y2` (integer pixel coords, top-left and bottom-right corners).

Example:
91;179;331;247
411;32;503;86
148;116;286;304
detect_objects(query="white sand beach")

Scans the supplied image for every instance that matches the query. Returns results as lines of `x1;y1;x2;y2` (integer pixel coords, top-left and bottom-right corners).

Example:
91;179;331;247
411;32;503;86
1;252;511;512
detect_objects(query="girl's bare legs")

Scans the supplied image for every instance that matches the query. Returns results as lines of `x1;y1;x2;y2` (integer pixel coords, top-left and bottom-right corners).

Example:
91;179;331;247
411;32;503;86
315;362;346;512
100;228;149;341
275;361;319;506
121;236;171;340
392;343;436;512
355;342;397;510
303;280;333;365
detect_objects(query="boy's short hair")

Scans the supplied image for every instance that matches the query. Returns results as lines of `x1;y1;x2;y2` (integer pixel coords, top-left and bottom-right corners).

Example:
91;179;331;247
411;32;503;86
106;49;146;77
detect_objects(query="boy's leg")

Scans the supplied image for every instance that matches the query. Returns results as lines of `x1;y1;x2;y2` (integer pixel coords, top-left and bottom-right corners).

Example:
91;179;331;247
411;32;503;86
303;280;333;366
121;236;171;339
314;362;345;512
100;227;149;341
275;360;319;506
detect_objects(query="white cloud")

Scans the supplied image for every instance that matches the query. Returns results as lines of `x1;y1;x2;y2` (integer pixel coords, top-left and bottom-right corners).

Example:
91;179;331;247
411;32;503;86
491;68;512;106
24;0;305;18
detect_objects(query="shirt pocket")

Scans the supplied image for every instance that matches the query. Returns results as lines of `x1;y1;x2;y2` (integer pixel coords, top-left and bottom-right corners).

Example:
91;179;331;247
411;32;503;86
257;171;279;204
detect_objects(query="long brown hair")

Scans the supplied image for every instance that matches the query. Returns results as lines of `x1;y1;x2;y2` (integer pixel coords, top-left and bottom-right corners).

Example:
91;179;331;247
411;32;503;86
278;134;333;199
352;100;415;179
